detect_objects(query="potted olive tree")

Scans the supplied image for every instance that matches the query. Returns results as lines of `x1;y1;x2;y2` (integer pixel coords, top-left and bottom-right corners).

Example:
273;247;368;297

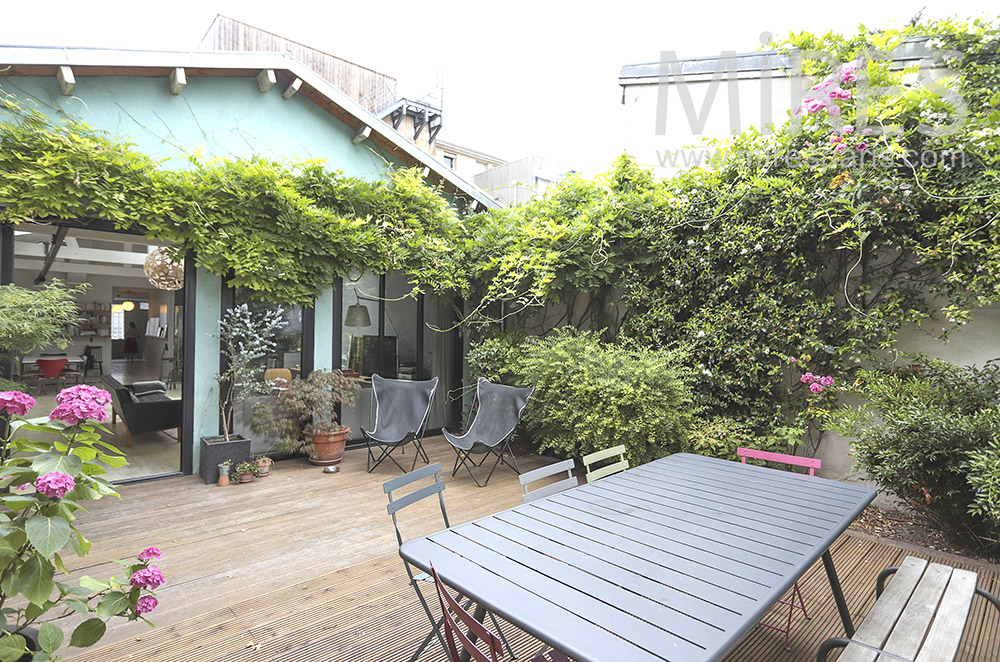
252;369;359;466
199;304;286;484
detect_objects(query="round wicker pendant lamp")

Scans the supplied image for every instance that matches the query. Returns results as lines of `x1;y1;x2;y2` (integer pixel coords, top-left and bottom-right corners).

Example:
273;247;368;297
144;247;185;291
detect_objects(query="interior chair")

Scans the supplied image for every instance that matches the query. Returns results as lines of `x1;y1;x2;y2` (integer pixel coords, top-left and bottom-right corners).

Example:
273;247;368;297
384;463;514;662
431;565;573;662
520;459;579;504
443;378;534;487
736;446;822;650
263;367;292;384
33;358;68;395
581;444;629;483
159;344;178;388
363;374;438;473
82;345;104;382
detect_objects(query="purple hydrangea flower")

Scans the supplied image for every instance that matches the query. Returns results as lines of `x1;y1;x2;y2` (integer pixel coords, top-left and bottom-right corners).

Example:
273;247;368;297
50;385;112;425
0;391;35;417
130;565;165;590
136;595;159;615
34;472;75;499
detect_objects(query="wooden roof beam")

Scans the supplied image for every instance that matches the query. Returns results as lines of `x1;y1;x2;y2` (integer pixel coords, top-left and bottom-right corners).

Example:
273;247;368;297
169;67;186;95
352;125;371;145
257;69;276;93
56;66;75;96
282;78;302;100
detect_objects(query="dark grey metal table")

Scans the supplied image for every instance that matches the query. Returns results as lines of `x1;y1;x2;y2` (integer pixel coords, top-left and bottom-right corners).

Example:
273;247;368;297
399;452;876;662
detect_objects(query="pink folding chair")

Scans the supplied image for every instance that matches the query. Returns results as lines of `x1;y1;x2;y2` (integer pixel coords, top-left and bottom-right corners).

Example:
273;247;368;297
431;565;572;662
736;447;822;650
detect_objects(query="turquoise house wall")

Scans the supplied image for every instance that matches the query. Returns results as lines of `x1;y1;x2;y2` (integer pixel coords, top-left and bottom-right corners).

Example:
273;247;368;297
2;74;408;472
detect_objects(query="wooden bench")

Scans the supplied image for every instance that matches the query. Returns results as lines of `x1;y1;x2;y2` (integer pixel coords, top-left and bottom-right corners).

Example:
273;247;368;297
817;556;1000;662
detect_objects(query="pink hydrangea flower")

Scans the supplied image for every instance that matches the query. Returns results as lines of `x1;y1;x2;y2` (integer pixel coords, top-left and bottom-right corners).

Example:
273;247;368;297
34;472;75;499
820;375;835;387
130;565;165;590
138;547;162;562
828;105;842;117
835;143;848;153
830;135;842;144
50;385;112;425
856;142;868;151
828;88;852;100
0;391;35;417
136;595;158;615
842;125;855;135
809;383;824;394
800;373;817;384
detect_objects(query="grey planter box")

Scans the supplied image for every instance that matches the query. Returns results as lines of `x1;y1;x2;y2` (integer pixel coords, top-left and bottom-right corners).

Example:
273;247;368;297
200;435;251;484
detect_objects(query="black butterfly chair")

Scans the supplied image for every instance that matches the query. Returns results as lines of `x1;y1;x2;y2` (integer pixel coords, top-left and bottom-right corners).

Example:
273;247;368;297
363;375;438;473
443;378;534;487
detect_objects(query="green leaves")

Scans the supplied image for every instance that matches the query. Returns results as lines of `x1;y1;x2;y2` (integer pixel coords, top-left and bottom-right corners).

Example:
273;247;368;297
30;453;82;478
69;618;106;648
0;634;26;662
14;556;54;606
37;623;63;654
24;517;71;558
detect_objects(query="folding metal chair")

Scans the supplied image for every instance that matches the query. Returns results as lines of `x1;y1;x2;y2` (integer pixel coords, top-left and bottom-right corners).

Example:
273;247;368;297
737;446;822;650
443;378;534;487
385;463;515;662
519;459;578;504
581;444;629;483
432;564;573;662
363;375;438;473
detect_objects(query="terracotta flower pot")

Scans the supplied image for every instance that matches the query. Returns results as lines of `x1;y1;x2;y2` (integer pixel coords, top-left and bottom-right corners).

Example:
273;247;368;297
257;458;272;477
238;472;254;484
307;429;349;466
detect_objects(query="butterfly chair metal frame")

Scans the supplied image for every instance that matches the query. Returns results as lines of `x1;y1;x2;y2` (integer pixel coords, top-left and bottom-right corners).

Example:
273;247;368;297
432;565;574;662
364;375;438;473
385;463;515;662
581;444;629;483
519;459;578;504
737;446;822;651
444;378;534;488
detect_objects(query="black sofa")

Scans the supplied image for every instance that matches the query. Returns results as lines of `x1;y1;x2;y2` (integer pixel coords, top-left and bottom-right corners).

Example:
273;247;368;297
101;375;182;447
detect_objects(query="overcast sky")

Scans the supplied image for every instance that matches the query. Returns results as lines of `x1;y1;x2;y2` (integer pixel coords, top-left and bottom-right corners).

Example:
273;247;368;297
1;1;997;174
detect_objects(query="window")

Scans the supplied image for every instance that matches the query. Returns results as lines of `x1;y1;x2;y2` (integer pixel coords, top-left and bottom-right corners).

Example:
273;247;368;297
443;154;456;169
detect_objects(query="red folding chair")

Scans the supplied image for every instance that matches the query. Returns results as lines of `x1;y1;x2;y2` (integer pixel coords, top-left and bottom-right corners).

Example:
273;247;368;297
736;447;822;650
34;358;68;395
431;565;572;662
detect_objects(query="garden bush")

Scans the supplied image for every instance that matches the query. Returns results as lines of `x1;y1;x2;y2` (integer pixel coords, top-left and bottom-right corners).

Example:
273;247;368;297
468;330;698;465
827;358;1000;557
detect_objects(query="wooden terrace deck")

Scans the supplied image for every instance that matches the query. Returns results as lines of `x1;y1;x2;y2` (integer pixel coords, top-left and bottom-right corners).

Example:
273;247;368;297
61;437;1000;661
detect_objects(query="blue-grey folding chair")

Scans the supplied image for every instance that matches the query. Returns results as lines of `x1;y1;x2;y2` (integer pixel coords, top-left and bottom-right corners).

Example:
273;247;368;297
385;463;515;662
363;374;438;473
443;378;534;487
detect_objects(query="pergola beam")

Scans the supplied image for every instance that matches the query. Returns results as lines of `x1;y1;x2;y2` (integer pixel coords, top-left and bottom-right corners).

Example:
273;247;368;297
33;225;69;284
352;125;372;145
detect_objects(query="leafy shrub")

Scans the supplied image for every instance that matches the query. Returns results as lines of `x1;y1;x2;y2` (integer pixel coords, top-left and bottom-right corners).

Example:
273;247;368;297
827;358;1000;557
469;330;698;465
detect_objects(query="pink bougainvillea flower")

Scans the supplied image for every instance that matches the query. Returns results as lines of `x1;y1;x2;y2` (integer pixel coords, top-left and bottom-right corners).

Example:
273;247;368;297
802;98;828;114
35;472;75;499
136;595;159;615
50;384;112;425
828;88;852;100
840;63;859;83
830;135;842;144
130;566;165;591
835;143;848;153
138;547;162;562
856;142;868;151
842;125;855;135
788;357;798;363
799;373;817;384
819;375;835;387
0;391;35;417
827;105;842;117
809;382;824;394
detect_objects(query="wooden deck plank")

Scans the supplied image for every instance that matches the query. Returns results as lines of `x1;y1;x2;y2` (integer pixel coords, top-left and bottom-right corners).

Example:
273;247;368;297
59;440;1000;662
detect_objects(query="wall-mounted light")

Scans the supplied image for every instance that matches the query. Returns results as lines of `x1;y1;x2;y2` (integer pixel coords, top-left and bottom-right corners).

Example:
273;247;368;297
111;304;124;314
121;301;136;312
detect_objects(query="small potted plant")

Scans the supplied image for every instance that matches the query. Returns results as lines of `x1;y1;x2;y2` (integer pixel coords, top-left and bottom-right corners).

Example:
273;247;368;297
217;459;233;486
200;304;287;485
253;369;359;466
233;460;259;484
254;454;273;477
